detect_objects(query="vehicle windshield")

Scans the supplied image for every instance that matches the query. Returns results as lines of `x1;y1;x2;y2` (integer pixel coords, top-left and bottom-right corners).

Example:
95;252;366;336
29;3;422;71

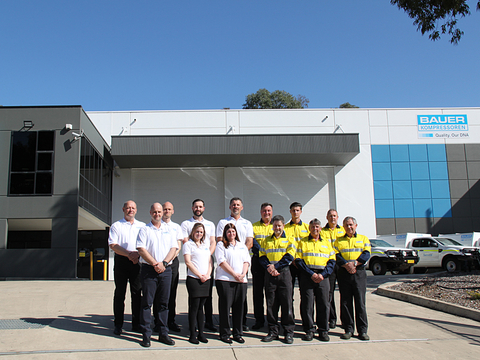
371;239;394;247
434;237;462;246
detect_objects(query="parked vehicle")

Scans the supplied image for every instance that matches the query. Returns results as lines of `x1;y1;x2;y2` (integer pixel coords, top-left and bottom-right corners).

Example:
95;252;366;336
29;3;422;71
438;233;480;248
367;238;419;275
375;233;480;273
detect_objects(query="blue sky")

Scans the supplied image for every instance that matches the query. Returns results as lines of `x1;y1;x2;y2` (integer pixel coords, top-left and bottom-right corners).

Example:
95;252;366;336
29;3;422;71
1;0;479;111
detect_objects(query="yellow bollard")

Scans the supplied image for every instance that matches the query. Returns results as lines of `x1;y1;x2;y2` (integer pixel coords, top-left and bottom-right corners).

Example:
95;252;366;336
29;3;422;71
97;259;108;281
90;252;93;280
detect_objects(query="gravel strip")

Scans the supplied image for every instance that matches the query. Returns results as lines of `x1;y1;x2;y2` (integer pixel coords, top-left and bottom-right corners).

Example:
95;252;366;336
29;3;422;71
390;271;480;311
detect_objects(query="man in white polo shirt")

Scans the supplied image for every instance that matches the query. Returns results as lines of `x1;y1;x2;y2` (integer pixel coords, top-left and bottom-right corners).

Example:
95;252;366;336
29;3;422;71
137;203;178;347
216;197;254;331
181;198;217;331
108;200;145;336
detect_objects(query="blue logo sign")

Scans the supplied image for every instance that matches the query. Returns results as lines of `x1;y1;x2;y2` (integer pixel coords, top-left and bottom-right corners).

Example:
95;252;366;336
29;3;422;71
417;115;468;131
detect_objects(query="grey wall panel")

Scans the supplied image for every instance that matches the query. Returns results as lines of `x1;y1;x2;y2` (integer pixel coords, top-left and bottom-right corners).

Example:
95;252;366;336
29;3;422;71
414;218;432;234
447;162;468;180
449;179;469;199
0;248;76;278
395;218;415;234
466;161;480;179
52;217;78;249
376;218;395;236
0;194;78;219
465;144;480;161
0;219;6;249
451;198;472;217
0;132;10;196
446;144;466;162
0;107;81;132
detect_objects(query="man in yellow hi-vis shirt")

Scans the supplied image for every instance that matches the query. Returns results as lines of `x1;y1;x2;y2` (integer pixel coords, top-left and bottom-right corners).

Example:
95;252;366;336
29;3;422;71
259;215;296;344
333;216;371;341
295;218;336;342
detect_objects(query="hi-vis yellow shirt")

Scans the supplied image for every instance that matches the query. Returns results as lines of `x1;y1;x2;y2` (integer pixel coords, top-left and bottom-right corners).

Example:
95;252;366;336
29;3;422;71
259;233;296;264
296;235;335;270
333;234;371;262
320;224;345;244
252;220;273;249
284;220;309;243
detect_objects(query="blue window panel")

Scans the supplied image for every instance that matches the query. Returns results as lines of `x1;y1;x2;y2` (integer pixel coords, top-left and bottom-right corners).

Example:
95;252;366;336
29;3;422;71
393;181;413;199
412;181;431;199
427;144;447;162
410;162;430;180
391;162;411;180
390;145;409;162
374;181;393;200
371;145;390;163
375;200;395;218
409;144;428;162
432;199;452;218
429;162;449;180
394;199;414;218
372;163;392;181
413;199;433;218
430;180;450;199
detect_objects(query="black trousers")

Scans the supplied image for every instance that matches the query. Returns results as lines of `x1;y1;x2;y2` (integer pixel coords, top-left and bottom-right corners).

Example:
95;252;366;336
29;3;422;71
113;254;142;329
328;263;338;324
251;255;266;325
216;280;247;337
337;267;368;334
154;256;179;326
299;272;330;333
204;255;214;324
265;269;294;336
140;265;172;339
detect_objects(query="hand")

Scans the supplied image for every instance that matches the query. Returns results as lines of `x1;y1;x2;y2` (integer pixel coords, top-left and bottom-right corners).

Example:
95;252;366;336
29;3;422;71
153;262;165;274
234;273;244;282
128;251;140;264
200;274;208;283
311;273;323;283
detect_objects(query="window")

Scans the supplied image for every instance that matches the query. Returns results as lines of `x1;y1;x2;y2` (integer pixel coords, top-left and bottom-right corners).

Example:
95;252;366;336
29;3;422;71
9;131;54;195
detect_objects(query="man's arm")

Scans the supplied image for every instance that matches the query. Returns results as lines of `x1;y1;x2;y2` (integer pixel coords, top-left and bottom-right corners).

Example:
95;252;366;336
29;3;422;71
110;244;139;263
245;236;253;250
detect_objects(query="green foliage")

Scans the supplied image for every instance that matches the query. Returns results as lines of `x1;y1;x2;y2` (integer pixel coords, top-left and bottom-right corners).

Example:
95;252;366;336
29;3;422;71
391;0;480;44
339;102;359;108
243;89;309;109
467;289;480;299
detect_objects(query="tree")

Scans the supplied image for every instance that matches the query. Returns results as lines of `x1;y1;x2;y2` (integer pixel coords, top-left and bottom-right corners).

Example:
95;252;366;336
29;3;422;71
339;102;359;108
391;0;480;44
243;89;309;109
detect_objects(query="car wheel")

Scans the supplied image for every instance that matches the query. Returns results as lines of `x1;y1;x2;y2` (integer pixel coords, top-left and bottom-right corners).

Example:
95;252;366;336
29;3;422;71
370;259;387;276
443;258;459;273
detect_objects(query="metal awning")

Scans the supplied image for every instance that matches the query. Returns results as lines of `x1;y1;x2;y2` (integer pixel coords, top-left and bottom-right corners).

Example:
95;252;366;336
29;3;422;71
111;133;359;168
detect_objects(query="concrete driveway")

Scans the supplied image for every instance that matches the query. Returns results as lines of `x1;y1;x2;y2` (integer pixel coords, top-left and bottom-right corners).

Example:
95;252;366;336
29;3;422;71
0;273;478;359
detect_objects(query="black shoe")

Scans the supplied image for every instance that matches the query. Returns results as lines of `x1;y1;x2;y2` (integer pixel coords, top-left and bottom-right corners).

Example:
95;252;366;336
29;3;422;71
329;321;336;330
302;332;314;341
358;333;370;341
158;335;175;346
113;326;122;335
198;334;209;343
341;332;352;340
252;322;264;330
205;322;217;332
243;325;250;332
220;335;232;344
233;335;245;344
261;333;279;342
140;336;151;347
284;334;294;344
318;331;330;342
188;336;199;344
131;325;142;333
169;322;181;332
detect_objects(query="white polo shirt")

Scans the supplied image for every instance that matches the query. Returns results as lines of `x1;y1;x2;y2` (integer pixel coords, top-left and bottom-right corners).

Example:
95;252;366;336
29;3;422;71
136;222;179;264
161;219;184;242
183;239;211;279
215;241;251;283
181;217;216;240
216;216;254;244
108;218;146;252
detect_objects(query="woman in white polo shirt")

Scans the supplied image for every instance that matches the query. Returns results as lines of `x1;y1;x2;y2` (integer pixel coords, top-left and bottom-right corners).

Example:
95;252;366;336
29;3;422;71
215;223;251;344
183;223;212;344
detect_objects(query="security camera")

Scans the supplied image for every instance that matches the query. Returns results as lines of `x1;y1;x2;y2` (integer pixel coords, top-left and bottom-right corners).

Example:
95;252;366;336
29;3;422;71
72;132;82;137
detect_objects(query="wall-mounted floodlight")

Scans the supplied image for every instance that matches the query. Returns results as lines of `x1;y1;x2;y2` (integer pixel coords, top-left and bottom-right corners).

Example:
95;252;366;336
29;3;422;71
65;124;73;131
333;124;344;133
321;116;328;123
23;120;34;128
226;126;235;135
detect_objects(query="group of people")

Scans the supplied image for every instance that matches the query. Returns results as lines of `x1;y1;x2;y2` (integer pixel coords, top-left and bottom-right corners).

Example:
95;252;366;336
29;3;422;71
108;197;371;347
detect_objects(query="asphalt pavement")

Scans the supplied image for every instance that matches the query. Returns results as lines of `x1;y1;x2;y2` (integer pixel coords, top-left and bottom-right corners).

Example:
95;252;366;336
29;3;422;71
0;272;479;359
